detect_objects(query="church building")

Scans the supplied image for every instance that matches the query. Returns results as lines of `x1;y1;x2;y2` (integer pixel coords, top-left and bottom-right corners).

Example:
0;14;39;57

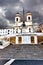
0;12;43;45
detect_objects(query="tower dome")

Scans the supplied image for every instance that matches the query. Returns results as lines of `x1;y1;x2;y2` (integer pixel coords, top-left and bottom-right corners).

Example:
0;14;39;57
15;13;21;22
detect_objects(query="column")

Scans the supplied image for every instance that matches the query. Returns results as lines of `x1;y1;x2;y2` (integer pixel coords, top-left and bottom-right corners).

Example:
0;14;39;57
31;28;33;32
29;36;31;44
34;36;37;44
16;36;18;44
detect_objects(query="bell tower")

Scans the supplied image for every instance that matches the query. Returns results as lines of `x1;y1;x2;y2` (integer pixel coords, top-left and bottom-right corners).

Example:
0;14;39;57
25;12;33;32
15;13;21;23
26;12;32;22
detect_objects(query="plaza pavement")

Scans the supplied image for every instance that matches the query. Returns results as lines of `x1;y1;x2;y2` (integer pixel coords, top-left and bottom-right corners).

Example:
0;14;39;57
0;44;43;60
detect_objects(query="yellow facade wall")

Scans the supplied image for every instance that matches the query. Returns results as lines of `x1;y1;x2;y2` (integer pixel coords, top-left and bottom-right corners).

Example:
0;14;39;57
10;37;16;44
37;36;43;44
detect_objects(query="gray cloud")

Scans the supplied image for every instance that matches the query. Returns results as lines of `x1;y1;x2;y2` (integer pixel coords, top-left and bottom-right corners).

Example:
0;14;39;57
0;0;19;6
0;0;43;28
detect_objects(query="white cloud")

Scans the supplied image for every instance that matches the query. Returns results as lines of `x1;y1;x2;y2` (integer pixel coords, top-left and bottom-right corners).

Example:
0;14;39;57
0;7;10;26
0;7;7;17
6;19;10;25
14;5;20;10
20;0;25;3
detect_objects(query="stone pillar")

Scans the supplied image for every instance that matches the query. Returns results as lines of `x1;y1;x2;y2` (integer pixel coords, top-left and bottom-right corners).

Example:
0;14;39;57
29;36;31;44
31;28;33;32
16;36;18;44
34;36;37;44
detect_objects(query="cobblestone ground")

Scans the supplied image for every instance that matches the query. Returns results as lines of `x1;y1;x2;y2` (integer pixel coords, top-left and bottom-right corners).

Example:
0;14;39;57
0;44;43;60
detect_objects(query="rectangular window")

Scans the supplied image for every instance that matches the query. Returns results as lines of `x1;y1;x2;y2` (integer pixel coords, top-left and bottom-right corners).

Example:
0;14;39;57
31;36;34;43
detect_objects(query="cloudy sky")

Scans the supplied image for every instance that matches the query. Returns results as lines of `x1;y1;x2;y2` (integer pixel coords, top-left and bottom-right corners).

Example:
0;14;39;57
0;0;43;28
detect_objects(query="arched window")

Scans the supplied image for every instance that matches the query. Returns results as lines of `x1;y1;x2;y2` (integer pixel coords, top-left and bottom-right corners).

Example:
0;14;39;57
16;18;18;21
16;28;18;33
8;30;10;34
28;17;30;20
29;28;31;32
22;22;26;27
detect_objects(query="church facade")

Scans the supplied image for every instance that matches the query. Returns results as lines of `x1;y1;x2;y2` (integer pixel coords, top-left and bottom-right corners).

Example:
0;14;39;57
0;12;43;44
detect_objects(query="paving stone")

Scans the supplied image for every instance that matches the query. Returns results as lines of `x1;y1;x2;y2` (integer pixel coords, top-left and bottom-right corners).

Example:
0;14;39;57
0;44;43;59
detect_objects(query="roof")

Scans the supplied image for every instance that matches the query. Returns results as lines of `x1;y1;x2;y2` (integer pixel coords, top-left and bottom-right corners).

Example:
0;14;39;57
15;13;21;17
16;12;20;14
26;11;31;13
26;11;32;15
